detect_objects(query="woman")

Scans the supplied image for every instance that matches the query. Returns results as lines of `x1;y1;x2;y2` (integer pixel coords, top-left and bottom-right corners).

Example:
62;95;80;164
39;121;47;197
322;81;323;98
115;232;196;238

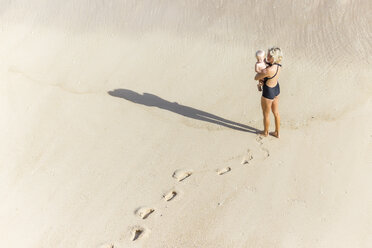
254;47;283;138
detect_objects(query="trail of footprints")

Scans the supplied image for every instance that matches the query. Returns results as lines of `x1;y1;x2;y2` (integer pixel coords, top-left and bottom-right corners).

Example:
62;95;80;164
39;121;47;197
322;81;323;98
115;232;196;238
126;150;259;243
102;138;269;246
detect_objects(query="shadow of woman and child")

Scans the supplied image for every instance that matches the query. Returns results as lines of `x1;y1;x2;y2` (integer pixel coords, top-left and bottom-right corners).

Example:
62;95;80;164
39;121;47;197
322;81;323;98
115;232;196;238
107;89;259;133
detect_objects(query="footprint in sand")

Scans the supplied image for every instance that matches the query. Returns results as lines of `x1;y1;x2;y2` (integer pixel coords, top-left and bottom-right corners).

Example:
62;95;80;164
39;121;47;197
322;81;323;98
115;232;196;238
241;149;253;164
172;169;193;182
131;226;147;241
262;148;270;158
216;167;231;175
255;135;264;145
255;136;270;158
163;190;177;201
135;207;155;219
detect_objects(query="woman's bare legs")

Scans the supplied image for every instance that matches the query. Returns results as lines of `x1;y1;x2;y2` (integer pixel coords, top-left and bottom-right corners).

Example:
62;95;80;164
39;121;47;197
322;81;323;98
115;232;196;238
261;96;272;136
271;95;280;138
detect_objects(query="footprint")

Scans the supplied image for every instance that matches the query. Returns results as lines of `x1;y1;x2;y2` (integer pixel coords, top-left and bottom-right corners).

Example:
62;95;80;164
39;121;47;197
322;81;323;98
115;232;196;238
135;207;155;219
241;149;253;164
172;169;193;182
255;136;270;158
255;135;264;143
216;167;231;175
131;226;146;241
163;190;177;201
262;147;270;158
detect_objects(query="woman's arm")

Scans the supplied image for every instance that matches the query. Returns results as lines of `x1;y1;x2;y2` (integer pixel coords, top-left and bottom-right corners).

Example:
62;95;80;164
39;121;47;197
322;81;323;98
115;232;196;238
254;68;269;81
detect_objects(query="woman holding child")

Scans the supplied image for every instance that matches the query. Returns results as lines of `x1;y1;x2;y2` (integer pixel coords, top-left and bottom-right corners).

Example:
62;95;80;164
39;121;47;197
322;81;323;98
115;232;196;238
254;47;283;138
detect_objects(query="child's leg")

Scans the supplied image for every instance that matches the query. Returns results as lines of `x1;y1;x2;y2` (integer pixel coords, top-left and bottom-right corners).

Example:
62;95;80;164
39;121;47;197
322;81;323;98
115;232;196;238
257;80;263;91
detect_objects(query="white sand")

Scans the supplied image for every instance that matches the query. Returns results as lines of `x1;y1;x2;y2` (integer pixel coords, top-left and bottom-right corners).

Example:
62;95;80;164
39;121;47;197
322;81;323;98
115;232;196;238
0;1;371;247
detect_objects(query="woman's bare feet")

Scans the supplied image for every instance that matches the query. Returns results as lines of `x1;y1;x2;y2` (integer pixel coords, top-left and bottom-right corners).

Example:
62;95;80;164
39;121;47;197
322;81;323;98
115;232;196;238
259;130;269;137
270;131;280;138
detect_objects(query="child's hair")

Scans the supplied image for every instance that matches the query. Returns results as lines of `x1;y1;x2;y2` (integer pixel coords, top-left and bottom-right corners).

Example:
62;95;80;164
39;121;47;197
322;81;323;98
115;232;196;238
256;50;265;58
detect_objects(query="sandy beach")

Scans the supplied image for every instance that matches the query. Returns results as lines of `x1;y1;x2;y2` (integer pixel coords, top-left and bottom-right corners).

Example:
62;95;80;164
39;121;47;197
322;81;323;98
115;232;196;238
0;1;371;247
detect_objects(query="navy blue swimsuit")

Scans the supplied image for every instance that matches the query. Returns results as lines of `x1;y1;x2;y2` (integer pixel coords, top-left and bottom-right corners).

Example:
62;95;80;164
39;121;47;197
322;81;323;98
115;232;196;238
262;63;281;100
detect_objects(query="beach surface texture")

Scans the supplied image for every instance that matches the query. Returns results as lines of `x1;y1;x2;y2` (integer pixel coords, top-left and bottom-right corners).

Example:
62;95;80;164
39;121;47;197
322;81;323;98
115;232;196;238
0;1;371;247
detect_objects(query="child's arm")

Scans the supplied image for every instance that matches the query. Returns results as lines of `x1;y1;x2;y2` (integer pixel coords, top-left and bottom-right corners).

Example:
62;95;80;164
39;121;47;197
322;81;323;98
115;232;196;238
255;63;260;73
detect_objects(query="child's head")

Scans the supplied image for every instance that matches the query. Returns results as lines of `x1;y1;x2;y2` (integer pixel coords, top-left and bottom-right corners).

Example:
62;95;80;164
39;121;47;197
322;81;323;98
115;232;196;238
256;50;265;62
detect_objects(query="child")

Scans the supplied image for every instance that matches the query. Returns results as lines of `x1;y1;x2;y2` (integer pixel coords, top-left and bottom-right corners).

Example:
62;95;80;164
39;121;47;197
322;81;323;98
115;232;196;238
255;50;267;91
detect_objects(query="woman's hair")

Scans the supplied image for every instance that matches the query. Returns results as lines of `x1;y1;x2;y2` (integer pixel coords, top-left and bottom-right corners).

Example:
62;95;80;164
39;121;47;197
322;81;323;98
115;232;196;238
268;47;283;63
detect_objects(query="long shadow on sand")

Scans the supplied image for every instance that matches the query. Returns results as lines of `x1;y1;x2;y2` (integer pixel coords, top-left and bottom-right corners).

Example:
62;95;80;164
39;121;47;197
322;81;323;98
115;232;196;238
108;89;259;133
